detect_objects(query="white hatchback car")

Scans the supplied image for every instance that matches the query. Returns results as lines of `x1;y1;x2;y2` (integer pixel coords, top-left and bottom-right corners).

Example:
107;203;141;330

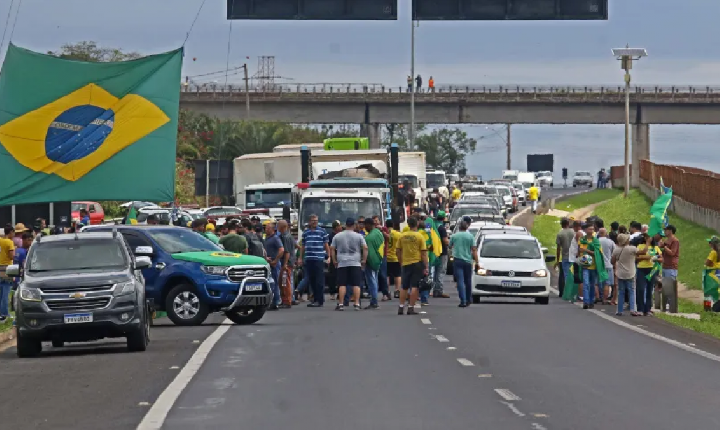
472;233;555;304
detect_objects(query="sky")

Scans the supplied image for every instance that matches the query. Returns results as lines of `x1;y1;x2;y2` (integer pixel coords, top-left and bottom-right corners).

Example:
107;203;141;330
1;0;719;177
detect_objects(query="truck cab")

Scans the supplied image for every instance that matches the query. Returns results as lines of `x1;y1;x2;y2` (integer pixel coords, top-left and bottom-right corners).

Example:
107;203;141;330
299;189;385;235
244;182;299;224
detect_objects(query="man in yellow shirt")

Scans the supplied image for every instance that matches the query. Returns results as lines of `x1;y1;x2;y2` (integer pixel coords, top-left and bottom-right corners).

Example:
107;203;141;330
0;225;16;322
527;183;540;213
385;219;403;299
396;217;428;315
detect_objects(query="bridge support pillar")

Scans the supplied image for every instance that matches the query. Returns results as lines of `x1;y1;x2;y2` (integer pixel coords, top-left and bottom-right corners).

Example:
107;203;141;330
632;124;650;187
361;123;381;149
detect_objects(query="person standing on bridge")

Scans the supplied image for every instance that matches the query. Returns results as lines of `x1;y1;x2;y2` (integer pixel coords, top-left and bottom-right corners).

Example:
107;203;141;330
429;76;435;93
407;75;412;92
415;74;423;93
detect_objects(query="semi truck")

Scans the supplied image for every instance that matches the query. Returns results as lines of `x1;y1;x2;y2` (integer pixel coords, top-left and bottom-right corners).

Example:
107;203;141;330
233;152;301;222
398;152;427;209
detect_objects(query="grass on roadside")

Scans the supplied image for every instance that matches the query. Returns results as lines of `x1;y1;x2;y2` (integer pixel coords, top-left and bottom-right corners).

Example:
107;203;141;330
592;190;717;291
555;188;623;212
656;298;720;340
531;215;561;257
0;317;12;334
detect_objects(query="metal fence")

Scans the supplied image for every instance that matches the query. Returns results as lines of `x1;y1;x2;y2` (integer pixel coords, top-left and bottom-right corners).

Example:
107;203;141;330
180;83;720;103
640;160;720;213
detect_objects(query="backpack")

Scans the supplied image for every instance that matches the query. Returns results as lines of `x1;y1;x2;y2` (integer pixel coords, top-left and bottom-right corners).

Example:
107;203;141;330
245;233;265;257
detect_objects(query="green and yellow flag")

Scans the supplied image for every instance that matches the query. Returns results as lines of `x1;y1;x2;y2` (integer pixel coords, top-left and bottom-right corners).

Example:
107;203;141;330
648;188;673;237
703;269;720;302
0;44;182;205
125;206;138;225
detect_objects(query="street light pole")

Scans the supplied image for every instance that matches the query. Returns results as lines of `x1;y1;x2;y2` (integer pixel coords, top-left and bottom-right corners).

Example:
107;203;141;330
506;124;511;170
243;63;250;120
409;19;416;151
612;46;647;198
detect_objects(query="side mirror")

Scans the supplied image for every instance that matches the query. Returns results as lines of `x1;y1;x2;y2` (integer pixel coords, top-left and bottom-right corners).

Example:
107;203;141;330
135;246;153;256
545;255;557;263
541;247;549;253
135;256;152;269
5;264;20;277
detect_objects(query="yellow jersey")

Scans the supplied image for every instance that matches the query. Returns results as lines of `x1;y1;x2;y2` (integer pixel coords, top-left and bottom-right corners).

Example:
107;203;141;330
398;231;427;266
386;229;402;263
0;237;15;266
527;186;539;201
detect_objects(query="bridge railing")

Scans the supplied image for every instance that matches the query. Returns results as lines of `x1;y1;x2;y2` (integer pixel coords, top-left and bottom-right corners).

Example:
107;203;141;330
181;83;720;102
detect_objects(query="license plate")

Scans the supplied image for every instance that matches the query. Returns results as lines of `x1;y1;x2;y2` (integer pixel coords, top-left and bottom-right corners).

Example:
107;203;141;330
501;281;522;288
245;284;263;292
64;313;93;324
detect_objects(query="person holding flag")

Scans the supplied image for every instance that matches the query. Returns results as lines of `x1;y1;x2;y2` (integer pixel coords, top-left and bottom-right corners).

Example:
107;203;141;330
577;223;608;309
635;233;663;316
703;236;720;309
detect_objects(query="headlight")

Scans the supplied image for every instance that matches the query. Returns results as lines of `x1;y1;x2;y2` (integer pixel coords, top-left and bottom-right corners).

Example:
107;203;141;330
533;269;548;277
19;286;42;302
116;281;136;296
201;265;229;276
476;267;490;276
265;264;274;283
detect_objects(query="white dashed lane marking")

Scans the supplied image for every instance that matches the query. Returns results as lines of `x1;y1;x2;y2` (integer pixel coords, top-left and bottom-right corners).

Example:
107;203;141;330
457;358;474;366
494;388;521;401
421;318;431;325
435;335;449;342
500;401;525;417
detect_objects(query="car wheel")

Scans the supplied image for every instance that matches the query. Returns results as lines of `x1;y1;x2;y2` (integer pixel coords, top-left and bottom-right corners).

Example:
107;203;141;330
535;297;549;305
472;295;481;304
165;284;210;326
225;306;267;325
127;307;150;352
51;340;64;348
522;202;526;206
17;332;42;358
589;184;593;188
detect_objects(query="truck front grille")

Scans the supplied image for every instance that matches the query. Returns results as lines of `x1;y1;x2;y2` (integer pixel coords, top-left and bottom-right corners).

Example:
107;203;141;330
46;297;111;311
227;267;268;283
40;284;114;294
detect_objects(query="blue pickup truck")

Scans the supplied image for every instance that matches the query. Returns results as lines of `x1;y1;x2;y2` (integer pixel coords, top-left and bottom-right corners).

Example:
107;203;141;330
84;225;273;326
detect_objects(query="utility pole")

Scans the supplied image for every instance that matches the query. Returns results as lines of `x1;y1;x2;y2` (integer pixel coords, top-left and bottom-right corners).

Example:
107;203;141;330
409;19;416;151
243;63;250;120
506;124;511;170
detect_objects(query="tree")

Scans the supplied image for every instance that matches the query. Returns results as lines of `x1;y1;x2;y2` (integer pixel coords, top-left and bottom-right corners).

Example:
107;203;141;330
381;125;476;173
47;41;141;62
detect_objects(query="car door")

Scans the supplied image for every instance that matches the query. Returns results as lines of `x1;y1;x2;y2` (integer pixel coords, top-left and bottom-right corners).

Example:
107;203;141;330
119;230;163;299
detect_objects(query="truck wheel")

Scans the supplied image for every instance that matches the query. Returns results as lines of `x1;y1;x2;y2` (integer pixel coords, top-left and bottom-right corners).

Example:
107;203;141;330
51;340;64;348
225;306;266;325
165;284;210;326
17;332;41;358
127;308;150;352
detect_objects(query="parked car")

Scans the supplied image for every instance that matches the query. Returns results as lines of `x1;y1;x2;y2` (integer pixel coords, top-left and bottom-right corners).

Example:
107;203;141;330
83;225;273;326
573;171;594;188
71;201;105;225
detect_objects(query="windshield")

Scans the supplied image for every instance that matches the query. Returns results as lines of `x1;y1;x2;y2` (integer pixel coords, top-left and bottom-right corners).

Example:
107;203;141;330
539;171;552;177
399;175;419;188
28;240;127;272
301;197;382;227
427;173;445;188
480;238;541;259
495;187;511;196
148;229;222;254
450;206;497;221
246;189;292;208
137;211;171;223
71;203;85;212
576;171;591;177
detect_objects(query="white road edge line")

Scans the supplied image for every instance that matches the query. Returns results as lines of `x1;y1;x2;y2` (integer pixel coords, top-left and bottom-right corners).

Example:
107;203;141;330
435;335;450;343
500;401;525;417
137;318;232;430
531;423;548;430
421;318;431;325
457;358;474;366
495;388;522;401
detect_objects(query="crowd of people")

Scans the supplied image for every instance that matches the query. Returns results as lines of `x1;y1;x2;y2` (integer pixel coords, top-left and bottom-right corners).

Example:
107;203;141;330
554;217;682;316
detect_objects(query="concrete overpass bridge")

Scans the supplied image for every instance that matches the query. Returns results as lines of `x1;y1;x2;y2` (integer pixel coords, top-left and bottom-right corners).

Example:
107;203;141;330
180;83;720;185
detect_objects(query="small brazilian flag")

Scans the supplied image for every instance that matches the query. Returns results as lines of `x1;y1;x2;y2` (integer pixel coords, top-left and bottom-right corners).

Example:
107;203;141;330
0;44;183;205
126;206;138;225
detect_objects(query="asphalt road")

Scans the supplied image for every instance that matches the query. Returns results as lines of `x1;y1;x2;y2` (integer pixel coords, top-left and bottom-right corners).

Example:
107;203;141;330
6;186;720;430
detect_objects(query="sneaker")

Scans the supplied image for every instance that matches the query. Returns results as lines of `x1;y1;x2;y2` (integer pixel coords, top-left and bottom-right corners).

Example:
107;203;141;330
398;306;405;315
364;303;379;310
407;307;418;315
335;304;344;311
582;304;589;310
421;302;429;306
278;304;291;309
394;291;400;299
291;300;299;306
458;303;467;308
354;304;361;311
434;293;450;298
307;302;323;308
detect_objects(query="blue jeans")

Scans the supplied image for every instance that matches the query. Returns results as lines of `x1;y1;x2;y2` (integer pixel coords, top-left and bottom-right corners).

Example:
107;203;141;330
582;269;598;305
364;266;379;306
1;279;13;317
617;278;636;314
454;259;473;305
662;269;678;280
378;257;389;297
305;259;326;305
636;268;655;314
420;265;433;303
270;264;281;306
296;274;309;295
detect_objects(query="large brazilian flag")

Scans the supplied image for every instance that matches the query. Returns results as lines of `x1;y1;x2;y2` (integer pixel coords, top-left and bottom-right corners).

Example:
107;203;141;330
0;44;183;205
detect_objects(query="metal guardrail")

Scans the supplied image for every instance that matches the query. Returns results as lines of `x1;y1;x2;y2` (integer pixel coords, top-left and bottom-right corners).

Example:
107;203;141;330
180;83;720;103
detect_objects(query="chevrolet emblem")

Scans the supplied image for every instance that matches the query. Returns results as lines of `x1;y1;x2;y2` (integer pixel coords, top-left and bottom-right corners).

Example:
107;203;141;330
70;292;86;299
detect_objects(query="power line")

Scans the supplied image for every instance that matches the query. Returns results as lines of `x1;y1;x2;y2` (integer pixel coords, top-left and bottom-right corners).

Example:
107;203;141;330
182;0;209;46
8;0;22;42
0;0;17;59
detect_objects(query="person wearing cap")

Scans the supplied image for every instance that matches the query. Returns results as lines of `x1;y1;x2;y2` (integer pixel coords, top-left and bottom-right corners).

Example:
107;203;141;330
331;217;367;311
12;223;28;248
204;222;220;244
432;211;451;298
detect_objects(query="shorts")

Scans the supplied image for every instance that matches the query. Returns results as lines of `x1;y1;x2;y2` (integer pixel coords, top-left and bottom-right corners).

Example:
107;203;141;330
401;262;425;290
387;261;401;278
336;266;363;287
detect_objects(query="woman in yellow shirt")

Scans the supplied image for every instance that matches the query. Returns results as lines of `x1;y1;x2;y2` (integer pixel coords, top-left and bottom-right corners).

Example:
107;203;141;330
0;224;16;321
636;234;662;316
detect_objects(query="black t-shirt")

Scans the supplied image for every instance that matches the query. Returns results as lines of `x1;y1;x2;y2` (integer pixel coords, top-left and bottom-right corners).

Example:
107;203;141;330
609;230;619;244
438;225;448;256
